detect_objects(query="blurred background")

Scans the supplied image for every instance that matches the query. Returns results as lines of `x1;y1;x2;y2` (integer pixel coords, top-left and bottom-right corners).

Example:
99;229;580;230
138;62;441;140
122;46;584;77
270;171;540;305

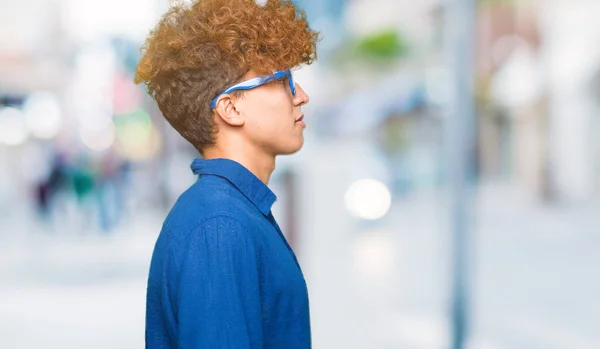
1;0;599;348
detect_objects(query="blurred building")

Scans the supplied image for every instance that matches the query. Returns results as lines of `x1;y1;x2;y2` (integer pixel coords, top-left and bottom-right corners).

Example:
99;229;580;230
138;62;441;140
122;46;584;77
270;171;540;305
474;0;600;203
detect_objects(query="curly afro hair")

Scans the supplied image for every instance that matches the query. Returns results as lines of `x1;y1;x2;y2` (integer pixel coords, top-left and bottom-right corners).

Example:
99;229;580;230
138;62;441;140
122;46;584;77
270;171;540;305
134;0;319;154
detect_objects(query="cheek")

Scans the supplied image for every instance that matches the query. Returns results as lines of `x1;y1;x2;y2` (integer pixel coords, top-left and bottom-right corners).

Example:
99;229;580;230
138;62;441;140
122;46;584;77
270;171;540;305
255;94;293;128
245;109;282;139
241;89;294;136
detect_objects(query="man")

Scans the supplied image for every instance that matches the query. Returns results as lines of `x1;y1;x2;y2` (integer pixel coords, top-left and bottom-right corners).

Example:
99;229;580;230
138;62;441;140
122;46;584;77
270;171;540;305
134;0;319;348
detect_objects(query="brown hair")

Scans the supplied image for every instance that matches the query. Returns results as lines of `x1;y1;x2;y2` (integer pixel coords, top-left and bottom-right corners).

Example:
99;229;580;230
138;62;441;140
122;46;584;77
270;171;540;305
134;0;319;153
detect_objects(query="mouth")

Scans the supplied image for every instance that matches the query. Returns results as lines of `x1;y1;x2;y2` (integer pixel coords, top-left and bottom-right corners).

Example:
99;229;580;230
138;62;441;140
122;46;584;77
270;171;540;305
295;115;304;122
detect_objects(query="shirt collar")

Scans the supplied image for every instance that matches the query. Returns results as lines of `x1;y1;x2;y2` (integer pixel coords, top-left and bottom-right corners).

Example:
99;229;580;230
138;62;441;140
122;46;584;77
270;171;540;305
190;158;277;216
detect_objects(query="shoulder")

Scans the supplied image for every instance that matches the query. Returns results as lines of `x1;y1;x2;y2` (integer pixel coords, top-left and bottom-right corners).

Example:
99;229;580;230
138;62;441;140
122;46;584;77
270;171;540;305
196;215;253;245
157;176;266;260
163;176;256;233
153;215;261;294
173;215;260;271
155;213;257;258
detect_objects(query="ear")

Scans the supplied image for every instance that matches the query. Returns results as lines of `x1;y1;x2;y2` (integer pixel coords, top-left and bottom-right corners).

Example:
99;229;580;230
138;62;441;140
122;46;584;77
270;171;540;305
214;95;245;127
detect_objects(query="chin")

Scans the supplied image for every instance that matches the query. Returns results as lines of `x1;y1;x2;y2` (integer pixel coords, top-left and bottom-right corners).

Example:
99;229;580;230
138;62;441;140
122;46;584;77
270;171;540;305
276;139;304;155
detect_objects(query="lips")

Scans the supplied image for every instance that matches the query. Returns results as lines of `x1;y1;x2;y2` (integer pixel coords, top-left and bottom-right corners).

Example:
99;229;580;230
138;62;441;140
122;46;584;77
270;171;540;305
295;115;304;122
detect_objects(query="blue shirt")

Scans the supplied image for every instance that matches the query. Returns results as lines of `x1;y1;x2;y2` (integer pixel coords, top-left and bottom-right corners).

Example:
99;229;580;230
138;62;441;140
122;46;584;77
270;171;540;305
146;158;311;349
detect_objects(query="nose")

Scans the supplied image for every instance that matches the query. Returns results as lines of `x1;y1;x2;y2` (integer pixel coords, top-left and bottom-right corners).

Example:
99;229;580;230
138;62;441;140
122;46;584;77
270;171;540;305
293;83;309;107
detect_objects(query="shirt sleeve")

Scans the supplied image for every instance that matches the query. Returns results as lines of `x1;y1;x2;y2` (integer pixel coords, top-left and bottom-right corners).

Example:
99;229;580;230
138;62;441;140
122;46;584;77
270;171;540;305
175;215;263;349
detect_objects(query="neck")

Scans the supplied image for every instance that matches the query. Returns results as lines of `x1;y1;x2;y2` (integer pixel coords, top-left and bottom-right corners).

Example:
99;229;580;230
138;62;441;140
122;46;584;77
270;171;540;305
203;143;276;185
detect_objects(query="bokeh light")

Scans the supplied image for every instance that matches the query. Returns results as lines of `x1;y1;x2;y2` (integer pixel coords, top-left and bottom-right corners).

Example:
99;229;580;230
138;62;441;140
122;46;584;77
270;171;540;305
79;116;116;152
353;229;396;281
114;108;161;160
0;107;29;146
23;92;63;139
344;178;392;220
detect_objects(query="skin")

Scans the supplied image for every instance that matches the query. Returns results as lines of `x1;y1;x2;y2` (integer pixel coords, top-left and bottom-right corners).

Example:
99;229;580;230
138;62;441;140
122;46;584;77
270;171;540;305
203;69;310;185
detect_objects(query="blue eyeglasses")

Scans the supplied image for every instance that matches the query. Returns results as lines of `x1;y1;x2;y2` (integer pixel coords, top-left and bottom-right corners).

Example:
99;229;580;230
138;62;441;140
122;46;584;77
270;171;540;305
210;70;296;108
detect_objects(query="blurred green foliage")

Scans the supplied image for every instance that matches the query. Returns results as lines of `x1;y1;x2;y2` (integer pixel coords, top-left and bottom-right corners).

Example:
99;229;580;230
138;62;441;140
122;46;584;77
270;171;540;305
331;28;409;69
354;29;408;60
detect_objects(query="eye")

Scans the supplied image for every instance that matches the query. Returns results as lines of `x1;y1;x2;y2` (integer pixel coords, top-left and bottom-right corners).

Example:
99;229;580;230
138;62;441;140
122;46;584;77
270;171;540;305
267;76;290;91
